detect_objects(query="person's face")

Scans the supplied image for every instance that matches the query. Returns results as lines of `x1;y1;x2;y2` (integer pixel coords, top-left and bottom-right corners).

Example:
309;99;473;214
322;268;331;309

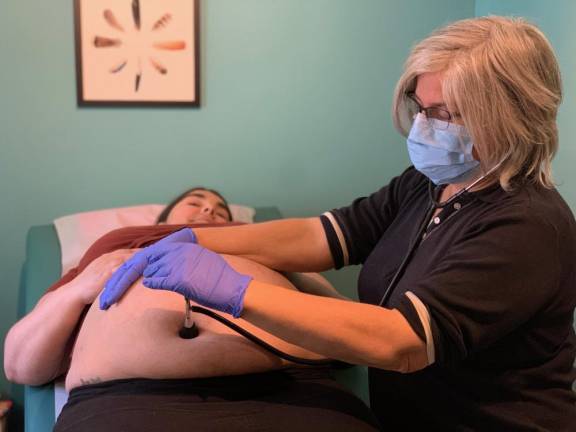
165;190;231;224
413;71;463;125
414;71;477;161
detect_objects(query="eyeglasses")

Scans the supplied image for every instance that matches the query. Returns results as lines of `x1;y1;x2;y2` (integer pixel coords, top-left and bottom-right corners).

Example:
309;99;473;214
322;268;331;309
405;91;457;129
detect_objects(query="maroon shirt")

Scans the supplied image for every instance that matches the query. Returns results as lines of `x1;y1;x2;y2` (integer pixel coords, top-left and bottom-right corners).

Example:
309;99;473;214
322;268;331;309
45;223;242;294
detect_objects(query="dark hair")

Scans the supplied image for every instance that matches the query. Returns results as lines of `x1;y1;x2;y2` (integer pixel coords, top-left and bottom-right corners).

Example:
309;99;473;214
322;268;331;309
156;187;232;224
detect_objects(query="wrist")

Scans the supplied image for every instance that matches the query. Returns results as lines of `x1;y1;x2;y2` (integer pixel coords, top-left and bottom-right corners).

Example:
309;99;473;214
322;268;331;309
229;274;253;318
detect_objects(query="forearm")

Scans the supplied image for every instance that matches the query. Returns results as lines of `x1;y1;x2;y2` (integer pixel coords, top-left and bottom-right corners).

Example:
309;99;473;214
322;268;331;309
242;281;428;372
195;217;334;272
283;272;349;300
4;282;87;385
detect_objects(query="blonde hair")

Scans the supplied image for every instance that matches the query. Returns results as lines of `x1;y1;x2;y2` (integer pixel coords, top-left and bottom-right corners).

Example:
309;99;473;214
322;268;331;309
393;16;562;190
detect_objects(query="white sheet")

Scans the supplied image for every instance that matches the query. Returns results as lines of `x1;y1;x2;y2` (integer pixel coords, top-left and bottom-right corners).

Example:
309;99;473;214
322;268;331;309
54;378;67;420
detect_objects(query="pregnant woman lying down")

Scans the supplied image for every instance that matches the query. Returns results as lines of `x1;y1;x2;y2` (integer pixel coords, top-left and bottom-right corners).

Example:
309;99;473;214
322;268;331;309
5;188;379;431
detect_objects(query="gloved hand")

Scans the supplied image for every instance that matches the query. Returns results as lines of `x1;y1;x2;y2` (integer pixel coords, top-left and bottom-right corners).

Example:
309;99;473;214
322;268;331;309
99;228;197;309
142;242;253;318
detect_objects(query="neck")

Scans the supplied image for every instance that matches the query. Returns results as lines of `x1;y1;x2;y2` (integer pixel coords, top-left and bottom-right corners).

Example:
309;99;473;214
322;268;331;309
440;183;464;203
438;156;507;204
440;178;489;202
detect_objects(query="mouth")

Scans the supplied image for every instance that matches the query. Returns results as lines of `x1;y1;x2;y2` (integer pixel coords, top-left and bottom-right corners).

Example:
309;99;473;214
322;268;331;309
187;217;213;224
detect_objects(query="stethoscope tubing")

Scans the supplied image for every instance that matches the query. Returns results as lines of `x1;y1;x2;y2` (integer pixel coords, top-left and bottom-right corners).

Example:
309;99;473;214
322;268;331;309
377;201;435;307
376;159;504;307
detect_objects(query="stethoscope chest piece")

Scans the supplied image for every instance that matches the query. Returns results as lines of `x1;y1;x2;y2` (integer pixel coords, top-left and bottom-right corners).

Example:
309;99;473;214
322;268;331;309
179;321;199;339
180;298;200;339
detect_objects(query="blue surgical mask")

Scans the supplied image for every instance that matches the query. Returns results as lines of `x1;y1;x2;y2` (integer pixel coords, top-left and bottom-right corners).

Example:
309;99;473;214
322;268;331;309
407;113;480;185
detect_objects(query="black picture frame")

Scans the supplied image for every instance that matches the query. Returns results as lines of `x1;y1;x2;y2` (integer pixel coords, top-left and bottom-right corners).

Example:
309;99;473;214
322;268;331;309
74;0;200;107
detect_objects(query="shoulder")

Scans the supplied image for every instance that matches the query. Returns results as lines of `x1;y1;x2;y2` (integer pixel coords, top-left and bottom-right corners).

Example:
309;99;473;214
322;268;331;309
468;183;576;269
522;185;576;260
489;184;573;231
471;181;572;223
524;185;575;229
366;166;428;207
331;166;429;221
390;166;428;194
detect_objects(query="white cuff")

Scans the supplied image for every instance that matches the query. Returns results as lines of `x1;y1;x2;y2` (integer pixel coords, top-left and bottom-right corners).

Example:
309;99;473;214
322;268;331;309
405;291;435;365
322;212;349;266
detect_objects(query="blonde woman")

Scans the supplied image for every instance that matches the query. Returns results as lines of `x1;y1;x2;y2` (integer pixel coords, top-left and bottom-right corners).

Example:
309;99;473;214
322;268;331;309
102;17;576;430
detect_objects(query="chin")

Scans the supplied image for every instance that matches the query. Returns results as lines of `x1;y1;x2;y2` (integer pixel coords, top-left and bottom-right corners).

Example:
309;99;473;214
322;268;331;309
187;219;212;224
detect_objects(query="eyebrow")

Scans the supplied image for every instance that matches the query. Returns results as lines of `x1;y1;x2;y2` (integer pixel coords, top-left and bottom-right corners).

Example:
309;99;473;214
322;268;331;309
427;101;448;108
188;192;228;211
411;92;448;108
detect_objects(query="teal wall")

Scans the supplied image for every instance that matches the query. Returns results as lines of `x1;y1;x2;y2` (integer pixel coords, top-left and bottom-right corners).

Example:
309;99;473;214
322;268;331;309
0;0;476;413
476;0;576;210
3;0;575;428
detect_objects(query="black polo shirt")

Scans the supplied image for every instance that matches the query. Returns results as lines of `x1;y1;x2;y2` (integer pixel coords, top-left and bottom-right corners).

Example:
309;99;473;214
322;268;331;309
321;166;576;431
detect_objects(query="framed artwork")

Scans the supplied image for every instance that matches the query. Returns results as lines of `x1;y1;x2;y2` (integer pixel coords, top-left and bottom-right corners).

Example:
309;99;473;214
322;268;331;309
74;0;200;106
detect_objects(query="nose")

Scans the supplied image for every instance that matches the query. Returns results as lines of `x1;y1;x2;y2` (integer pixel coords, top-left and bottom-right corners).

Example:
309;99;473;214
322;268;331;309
201;205;214;216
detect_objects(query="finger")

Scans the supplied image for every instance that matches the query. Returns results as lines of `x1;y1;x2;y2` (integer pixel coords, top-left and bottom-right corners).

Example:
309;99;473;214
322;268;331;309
143;262;161;278
99;280;121;310
142;261;172;278
146;243;179;263
113;249;145;267
99;295;110;310
100;278;131;310
142;276;172;291
100;272;128;309
111;257;131;270
100;261;144;309
116;264;145;287
130;254;149;274
104;262;129;290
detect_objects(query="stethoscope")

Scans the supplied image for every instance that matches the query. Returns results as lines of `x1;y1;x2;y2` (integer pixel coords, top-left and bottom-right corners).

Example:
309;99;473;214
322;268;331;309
377;162;504;307
176;161;504;367
179;299;347;366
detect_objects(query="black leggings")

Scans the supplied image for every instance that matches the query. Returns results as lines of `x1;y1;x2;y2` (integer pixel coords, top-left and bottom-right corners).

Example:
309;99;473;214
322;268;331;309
55;368;381;432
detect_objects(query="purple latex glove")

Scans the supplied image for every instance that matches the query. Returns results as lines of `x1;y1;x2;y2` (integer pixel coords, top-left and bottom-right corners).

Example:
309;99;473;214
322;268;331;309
99;228;197;309
142;243;253;318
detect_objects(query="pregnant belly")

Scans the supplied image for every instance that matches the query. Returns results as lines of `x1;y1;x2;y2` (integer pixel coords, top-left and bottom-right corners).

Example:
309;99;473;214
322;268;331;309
65;255;326;391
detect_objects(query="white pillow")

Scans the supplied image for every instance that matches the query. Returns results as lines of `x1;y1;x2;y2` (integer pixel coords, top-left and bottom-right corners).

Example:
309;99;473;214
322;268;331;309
54;203;255;275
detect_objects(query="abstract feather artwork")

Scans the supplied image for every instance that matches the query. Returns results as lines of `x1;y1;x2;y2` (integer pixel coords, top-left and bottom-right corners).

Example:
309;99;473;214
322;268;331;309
74;0;200;106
